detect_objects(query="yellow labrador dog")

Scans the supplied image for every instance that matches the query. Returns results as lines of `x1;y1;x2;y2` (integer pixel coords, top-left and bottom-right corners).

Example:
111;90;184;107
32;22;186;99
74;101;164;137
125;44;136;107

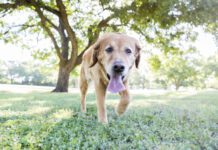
80;33;141;123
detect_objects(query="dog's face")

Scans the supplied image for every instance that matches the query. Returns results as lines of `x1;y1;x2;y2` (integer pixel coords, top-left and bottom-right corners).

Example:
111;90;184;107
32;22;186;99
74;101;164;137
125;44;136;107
90;33;141;81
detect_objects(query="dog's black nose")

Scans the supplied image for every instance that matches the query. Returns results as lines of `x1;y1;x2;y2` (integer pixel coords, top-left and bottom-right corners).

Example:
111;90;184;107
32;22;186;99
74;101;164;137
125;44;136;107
113;64;125;73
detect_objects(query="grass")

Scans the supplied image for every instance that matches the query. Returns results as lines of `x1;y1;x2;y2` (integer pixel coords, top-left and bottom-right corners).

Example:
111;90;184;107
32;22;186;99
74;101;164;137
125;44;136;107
0;88;218;149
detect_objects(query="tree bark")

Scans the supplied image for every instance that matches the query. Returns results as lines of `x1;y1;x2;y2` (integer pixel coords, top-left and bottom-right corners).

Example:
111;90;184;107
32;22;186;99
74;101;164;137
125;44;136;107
175;85;180;91
52;63;70;92
175;81;180;91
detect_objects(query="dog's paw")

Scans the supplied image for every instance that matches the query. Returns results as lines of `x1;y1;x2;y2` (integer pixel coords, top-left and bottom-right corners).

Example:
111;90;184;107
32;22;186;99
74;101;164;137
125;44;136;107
81;108;86;113
98;118;108;124
115;107;125;116
116;102;129;116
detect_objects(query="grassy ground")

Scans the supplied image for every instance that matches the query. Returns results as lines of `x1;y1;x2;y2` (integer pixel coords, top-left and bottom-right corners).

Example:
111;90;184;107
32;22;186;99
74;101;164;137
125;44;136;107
0;87;218;149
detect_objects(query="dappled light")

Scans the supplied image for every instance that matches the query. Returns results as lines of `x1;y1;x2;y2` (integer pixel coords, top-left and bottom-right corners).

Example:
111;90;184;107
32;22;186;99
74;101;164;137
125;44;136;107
0;106;51;117
0;84;53;93
27;106;51;115
52;109;74;120
0;0;217;149
0;87;217;148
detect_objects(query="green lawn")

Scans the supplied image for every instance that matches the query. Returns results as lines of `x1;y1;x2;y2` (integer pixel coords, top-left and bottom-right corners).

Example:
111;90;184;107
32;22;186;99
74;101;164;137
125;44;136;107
0;89;218;149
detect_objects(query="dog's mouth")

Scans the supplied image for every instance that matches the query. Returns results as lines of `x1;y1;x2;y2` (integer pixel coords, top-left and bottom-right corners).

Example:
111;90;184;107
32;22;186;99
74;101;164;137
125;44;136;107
107;73;126;93
107;74;110;80
107;74;125;81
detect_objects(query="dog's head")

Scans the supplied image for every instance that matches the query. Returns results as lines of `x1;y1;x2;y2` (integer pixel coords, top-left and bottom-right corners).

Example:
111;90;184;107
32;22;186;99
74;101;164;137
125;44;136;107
90;33;141;93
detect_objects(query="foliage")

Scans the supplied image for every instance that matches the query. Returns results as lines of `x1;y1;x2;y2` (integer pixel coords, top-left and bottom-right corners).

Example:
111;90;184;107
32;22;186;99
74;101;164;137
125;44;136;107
161;56;197;90
0;89;217;149
0;60;56;86
150;53;218;90
148;55;161;72
204;55;218;78
146;24;217;90
149;53;200;90
0;60;8;83
0;0;217;91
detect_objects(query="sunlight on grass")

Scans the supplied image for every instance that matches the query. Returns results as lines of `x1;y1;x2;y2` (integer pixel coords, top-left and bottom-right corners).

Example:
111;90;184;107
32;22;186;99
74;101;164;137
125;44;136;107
8;97;26;101
0;84;53;93
0;103;12;108
130;99;170;108
0;89;217;149
0;109;21;116
52;109;74;120
0;106;51;117
27;106;51;115
30;101;47;105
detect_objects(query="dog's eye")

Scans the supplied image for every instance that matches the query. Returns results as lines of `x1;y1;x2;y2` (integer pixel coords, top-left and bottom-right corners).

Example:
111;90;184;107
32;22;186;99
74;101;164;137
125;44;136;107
125;48;132;54
105;47;113;53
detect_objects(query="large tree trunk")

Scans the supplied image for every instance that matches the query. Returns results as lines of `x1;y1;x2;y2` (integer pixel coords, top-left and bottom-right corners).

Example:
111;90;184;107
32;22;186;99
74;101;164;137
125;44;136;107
52;63;70;92
175;85;180;91
175;81;180;91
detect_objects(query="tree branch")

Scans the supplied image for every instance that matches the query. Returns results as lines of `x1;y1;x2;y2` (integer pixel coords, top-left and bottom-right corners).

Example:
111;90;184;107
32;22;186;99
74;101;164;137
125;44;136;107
42;15;59;31
34;6;63;61
37;1;60;16
0;3;18;10
0;0;60;16
56;0;78;64
0;0;34;11
59;19;69;61
2;24;37;35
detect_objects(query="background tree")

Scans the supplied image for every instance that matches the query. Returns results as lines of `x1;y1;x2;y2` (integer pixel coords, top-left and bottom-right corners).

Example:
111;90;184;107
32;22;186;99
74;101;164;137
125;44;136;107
7;61;26;84
203;54;218;89
0;60;56;86
0;0;217;92
129;69;149;89
0;60;8;83
204;54;218;78
155;56;197;90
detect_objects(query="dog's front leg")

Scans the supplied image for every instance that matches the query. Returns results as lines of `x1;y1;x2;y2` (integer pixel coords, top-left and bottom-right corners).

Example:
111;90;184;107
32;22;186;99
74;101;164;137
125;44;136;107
117;88;130;116
94;81;108;123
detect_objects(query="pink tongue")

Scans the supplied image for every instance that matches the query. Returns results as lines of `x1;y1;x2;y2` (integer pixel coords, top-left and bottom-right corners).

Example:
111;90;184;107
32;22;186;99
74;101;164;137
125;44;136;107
107;75;125;93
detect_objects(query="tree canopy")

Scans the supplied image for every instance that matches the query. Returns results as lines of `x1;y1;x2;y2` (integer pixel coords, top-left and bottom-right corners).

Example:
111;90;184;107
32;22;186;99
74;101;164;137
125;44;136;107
0;0;217;92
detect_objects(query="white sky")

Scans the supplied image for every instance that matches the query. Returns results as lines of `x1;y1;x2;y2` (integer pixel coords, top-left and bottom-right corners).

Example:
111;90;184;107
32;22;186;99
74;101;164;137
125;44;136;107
195;31;217;56
0;41;32;62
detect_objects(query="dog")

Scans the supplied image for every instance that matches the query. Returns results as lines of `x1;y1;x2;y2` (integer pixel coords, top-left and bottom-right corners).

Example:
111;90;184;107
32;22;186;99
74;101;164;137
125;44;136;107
80;33;141;123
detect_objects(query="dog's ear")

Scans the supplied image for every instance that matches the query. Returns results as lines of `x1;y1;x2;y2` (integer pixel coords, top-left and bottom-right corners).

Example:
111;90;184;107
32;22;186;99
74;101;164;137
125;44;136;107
90;42;100;68
135;42;141;68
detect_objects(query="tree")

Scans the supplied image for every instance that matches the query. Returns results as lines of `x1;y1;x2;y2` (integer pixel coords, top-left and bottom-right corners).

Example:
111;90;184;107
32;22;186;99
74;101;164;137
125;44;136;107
129;69;149;89
160;56;197;90
0;60;8;83
0;60;57;85
204;54;218;78
0;0;116;92
0;0;217;92
6;61;26;84
149;54;199;90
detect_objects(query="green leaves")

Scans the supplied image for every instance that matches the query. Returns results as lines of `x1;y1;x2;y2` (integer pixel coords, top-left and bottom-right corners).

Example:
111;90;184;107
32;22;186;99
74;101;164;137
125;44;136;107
155;55;199;90
148;55;161;72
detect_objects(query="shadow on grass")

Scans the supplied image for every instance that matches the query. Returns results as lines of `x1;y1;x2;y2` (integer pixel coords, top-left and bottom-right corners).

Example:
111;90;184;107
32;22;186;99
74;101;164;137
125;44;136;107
36;106;161;149
0;90;218;149
1;90;216;123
